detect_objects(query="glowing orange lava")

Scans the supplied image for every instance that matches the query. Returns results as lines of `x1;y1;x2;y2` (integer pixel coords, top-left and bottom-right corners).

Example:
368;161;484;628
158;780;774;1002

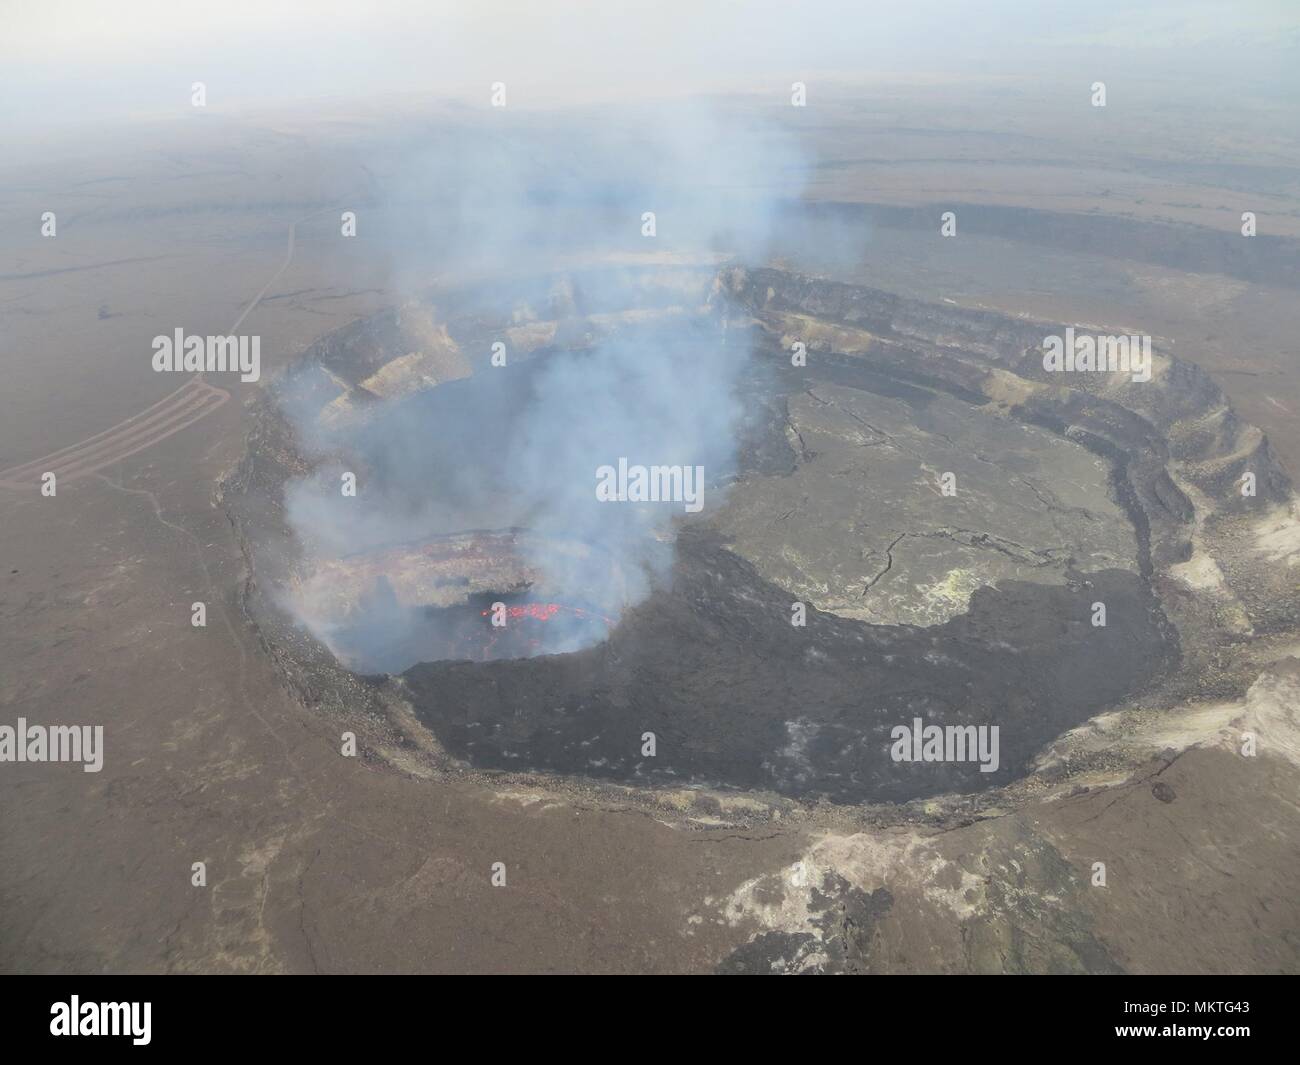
479;603;615;626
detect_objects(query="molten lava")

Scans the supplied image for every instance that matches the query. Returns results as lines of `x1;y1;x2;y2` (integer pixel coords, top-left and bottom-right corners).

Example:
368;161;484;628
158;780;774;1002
480;602;615;626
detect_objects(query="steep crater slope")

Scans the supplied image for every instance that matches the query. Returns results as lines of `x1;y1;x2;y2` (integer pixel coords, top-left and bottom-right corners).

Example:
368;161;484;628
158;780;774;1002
225;265;1300;805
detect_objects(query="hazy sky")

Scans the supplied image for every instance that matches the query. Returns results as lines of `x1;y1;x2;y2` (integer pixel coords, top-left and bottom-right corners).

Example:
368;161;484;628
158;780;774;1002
4;0;1297;132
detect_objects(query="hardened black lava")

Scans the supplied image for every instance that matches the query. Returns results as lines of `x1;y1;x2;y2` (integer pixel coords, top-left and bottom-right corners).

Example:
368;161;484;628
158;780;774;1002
401;528;1175;802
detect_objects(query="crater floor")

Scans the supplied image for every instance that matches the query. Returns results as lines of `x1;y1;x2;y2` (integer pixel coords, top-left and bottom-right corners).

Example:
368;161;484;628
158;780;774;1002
716;378;1137;627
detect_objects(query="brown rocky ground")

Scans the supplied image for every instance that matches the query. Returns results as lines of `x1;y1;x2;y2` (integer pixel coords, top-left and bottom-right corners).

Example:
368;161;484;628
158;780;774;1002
2;94;1298;973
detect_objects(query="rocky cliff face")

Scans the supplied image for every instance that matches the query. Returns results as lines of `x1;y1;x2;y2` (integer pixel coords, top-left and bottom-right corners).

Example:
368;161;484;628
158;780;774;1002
732;267;1298;650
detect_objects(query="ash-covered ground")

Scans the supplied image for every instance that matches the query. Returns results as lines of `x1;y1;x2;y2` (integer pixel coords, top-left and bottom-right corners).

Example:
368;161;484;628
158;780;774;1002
7;39;1300;975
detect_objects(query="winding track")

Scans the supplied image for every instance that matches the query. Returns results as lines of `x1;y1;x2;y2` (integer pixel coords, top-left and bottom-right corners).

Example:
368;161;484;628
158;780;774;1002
0;216;306;490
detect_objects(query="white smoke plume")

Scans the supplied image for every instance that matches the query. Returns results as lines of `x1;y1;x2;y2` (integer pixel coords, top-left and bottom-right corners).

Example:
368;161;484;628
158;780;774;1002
275;106;810;671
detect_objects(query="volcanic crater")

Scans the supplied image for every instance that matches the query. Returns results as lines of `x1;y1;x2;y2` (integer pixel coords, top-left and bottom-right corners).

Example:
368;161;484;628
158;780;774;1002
225;264;1300;805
